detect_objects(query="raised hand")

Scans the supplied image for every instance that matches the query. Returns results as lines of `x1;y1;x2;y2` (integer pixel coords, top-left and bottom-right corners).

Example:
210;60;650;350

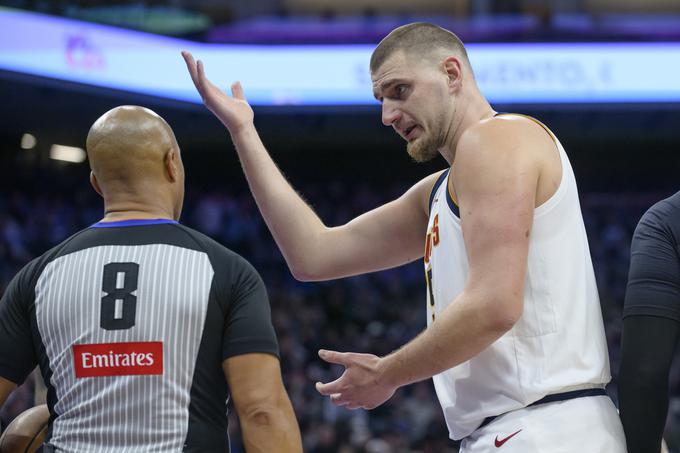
181;50;254;136
315;349;398;410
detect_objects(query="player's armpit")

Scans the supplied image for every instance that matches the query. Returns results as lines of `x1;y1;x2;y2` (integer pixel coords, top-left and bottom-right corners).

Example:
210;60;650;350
303;169;445;281
222;353;302;453
0;376;17;407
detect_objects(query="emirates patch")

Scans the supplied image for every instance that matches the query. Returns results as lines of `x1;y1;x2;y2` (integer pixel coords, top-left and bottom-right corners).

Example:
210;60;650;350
73;341;163;377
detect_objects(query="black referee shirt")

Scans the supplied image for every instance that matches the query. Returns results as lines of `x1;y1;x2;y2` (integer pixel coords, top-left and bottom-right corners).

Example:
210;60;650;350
0;219;279;452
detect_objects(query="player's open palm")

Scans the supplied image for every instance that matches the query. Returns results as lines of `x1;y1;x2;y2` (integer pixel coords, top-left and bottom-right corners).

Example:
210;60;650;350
181;51;254;135
315;349;397;410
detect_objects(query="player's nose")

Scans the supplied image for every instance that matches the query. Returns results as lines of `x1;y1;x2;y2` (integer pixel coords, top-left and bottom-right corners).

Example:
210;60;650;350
381;101;400;127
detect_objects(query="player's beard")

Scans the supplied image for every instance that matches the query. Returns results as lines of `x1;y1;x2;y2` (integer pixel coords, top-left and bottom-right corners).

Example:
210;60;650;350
406;120;446;163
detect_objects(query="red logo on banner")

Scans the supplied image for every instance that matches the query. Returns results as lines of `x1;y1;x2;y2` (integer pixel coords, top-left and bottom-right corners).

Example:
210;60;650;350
73;342;163;378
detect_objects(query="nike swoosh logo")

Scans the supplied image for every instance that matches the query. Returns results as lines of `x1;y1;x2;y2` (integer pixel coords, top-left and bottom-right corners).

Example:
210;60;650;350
494;429;522;448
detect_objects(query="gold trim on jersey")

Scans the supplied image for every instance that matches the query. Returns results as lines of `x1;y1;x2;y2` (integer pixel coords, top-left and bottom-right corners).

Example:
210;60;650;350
493;112;559;147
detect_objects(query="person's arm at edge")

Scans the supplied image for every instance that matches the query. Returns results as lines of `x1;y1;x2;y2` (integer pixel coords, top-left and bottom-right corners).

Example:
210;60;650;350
618;208;680;453
223;353;302;453
182;51;436;281
619;315;678;453
618;201;680;453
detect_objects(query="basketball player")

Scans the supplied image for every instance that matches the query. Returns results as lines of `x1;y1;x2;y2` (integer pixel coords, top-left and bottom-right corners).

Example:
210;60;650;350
182;22;625;452
0;106;302;452
619;191;680;452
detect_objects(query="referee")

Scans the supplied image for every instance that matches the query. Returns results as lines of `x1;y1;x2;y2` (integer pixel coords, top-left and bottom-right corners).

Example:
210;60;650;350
619;191;680;453
0;106;302;452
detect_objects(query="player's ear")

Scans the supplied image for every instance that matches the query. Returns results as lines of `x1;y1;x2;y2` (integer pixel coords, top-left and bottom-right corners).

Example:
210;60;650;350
90;171;103;197
164;147;180;183
442;56;463;92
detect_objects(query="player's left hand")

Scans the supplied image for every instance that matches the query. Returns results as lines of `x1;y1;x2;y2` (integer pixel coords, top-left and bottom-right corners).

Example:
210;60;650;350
315;349;398;410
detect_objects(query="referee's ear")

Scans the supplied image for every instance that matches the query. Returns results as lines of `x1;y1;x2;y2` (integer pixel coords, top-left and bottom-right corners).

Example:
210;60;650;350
164;148;181;183
90;171;103;197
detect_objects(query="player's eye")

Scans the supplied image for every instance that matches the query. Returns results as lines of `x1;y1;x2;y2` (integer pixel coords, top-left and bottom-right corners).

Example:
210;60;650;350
394;84;408;98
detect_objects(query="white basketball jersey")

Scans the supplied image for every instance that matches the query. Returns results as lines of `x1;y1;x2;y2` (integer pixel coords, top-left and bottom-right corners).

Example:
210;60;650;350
424;116;610;440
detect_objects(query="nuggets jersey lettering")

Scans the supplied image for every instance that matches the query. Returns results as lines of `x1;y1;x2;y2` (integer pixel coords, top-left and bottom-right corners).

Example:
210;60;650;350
424;116;610;440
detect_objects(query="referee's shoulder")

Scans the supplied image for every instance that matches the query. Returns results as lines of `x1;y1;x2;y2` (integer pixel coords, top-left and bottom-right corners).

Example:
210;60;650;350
170;223;251;268
4;227;94;296
169;224;262;296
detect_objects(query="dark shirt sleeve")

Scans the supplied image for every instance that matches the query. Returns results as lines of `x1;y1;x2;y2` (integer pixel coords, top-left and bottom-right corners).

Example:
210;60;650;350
619;316;678;453
620;201;680;452
624;205;680;320
221;258;279;360
0;265;38;384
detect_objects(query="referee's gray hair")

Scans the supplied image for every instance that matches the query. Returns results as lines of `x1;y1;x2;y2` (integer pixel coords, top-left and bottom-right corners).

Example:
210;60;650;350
370;22;470;74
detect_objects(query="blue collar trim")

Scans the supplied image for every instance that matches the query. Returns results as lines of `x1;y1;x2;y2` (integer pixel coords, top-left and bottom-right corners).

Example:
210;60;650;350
91;219;179;228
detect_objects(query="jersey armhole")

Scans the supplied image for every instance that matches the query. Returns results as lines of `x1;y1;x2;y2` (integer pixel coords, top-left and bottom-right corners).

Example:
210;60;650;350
428;170;450;215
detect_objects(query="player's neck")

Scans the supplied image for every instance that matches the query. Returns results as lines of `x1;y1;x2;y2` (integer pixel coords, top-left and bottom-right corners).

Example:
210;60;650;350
440;94;494;164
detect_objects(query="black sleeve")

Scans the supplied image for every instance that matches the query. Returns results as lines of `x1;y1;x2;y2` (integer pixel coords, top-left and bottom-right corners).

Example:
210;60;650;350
624;207;680;320
618;316;679;453
221;258;279;360
0;265;38;384
619;203;680;452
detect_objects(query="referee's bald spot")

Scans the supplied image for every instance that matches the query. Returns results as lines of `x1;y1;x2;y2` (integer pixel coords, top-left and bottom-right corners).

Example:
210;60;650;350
86;106;179;187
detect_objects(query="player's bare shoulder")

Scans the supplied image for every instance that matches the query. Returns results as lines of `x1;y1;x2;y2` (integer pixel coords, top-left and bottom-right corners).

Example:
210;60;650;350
455;114;561;207
458;114;552;159
492;114;563;206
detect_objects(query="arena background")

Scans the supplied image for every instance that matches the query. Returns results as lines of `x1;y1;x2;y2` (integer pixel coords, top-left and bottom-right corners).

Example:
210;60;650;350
1;1;680;451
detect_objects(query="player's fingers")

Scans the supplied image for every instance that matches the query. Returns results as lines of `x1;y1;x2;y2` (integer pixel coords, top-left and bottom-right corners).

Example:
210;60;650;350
196;59;225;98
181;51;199;86
318;349;350;366
329;393;350;406
231;81;246;101
197;59;207;87
181;52;211;101
315;377;343;396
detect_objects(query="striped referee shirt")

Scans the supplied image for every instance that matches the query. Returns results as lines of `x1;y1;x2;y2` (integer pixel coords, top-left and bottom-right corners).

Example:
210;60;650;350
0;219;279;452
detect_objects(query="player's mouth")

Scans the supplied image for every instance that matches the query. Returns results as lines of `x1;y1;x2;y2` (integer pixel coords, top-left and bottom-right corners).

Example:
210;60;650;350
404;125;420;141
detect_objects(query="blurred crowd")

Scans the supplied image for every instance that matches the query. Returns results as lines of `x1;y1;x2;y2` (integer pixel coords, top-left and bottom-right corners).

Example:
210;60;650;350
0;174;675;452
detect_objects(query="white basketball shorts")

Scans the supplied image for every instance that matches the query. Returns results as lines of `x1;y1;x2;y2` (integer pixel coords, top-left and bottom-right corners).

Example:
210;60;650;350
460;395;627;453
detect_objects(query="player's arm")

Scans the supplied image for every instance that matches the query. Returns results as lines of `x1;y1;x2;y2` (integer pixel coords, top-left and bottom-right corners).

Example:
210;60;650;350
223;354;301;453
619;208;680;453
182;51;434;280
316;120;540;407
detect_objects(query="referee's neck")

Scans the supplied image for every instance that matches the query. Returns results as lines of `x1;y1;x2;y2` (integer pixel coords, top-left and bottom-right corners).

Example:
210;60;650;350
99;209;176;223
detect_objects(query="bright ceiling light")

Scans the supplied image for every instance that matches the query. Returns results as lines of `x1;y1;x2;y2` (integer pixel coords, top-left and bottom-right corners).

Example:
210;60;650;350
50;144;86;163
21;133;36;149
